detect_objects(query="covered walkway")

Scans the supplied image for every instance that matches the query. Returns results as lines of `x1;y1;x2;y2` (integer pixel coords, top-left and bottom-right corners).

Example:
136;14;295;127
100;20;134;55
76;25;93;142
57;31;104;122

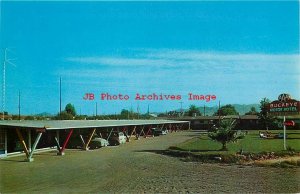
0;120;189;162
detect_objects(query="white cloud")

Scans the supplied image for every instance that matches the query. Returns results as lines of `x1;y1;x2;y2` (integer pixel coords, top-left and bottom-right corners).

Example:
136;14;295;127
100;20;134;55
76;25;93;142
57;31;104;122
57;49;300;106
65;56;173;67
62;49;300;87
65;49;299;70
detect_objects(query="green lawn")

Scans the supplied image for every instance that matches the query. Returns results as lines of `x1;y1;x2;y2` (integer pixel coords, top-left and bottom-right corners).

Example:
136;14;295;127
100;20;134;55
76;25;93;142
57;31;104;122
172;130;300;154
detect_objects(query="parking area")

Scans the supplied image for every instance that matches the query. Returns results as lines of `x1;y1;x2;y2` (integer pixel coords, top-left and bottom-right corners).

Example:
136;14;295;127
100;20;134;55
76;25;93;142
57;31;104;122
1;130;299;193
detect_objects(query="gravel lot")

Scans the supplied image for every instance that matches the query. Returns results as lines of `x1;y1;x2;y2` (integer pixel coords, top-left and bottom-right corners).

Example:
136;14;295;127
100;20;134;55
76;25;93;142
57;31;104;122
1;130;299;193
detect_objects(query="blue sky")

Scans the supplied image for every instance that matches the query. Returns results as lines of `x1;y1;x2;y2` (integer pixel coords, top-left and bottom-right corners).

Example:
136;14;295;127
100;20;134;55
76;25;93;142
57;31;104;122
1;1;299;115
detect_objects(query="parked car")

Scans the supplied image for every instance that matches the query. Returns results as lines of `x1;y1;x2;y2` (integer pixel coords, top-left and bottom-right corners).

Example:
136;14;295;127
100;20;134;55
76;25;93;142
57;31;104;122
160;129;168;135
109;132;127;146
275;133;287;139
152;128;168;136
89;138;109;149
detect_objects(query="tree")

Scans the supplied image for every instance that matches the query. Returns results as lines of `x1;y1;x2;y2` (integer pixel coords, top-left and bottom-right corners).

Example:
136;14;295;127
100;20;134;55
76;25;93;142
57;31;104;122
214;104;239;116
208;119;243;150
120;109;130;119
54;103;76;120
258;98;274;130
59;111;74;120
65;103;76;116
245;107;258;115
187;105;201;116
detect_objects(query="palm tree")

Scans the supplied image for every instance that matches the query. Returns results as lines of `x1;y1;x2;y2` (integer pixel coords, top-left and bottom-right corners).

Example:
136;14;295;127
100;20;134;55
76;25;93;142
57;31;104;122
208;119;243;151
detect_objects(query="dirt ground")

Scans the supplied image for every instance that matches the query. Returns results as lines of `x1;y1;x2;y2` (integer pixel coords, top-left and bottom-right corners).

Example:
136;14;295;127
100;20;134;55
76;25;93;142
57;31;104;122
1;131;299;193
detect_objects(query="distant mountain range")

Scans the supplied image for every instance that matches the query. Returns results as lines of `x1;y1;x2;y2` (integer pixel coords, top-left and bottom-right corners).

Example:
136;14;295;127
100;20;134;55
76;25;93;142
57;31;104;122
34;112;54;117
176;104;260;116
230;104;260;115
34;104;260;117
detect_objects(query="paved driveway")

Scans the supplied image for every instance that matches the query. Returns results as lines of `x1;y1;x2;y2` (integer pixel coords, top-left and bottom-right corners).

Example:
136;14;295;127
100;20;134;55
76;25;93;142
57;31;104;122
1;131;299;193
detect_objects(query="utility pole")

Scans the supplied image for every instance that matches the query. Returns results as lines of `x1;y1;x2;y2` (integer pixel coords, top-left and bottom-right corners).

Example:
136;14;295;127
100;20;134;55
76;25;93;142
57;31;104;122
137;103;140;119
59;77;62;119
179;101;183;117
2;51;5;120
2;48;16;120
204;104;206;116
147;104;150;115
283;116;286;150
218;101;221;125
146;104;150;119
18;90;21;120
95;102;98;117
130;104;133;119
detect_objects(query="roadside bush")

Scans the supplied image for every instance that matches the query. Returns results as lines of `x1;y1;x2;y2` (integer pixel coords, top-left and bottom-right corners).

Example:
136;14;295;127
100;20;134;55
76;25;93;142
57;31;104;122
286;146;295;152
221;154;239;163
11;115;19;120
25;115;35;120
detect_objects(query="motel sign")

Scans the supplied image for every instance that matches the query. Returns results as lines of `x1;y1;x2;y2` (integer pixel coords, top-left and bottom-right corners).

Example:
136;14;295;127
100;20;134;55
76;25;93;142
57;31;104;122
267;93;299;150
268;93;300;116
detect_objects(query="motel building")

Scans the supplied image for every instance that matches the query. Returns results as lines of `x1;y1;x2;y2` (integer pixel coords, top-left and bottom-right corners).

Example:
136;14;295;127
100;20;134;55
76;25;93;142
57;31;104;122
173;114;300;131
0;94;299;160
168;94;300;131
0;120;189;161
1;116;299;160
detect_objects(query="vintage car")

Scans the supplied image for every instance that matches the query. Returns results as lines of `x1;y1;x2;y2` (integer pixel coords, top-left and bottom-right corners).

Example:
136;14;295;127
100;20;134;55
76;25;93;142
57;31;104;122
152;128;168;136
89;138;109;149
109;132;127;145
275;133;287;139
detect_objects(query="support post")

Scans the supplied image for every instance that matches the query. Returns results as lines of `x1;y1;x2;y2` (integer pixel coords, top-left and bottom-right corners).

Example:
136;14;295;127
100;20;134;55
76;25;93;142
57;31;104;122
56;130;60;142
79;135;86;148
5;129;7;155
107;128;114;140
138;126;145;139
27;132;43;162
15;128;29;157
283;116;286;150
123;127;130;142
58;129;73;155
0;129;8;156
127;126;136;142
28;130;32;153
169;124;173;133
130;126;137;138
188;121;191;130
84;128;96;150
54;137;61;152
145;125;152;137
